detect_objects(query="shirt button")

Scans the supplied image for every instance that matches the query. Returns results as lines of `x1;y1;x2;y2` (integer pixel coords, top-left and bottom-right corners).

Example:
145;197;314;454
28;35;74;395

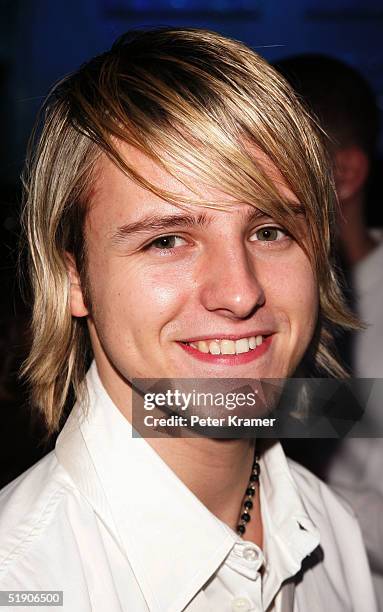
243;545;259;562
231;597;253;612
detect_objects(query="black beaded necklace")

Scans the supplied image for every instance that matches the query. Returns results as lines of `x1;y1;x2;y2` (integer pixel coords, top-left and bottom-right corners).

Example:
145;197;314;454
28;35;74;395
236;453;260;536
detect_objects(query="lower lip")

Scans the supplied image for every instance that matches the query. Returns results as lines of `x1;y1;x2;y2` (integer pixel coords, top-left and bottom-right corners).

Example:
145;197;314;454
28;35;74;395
177;335;273;365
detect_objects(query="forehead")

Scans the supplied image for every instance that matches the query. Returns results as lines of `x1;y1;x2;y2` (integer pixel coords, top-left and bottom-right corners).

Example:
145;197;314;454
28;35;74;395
88;141;300;224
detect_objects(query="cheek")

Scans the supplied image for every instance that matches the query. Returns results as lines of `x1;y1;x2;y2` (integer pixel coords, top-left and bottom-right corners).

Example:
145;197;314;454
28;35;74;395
87;254;191;339
264;255;318;334
141;268;186;314
297;263;318;328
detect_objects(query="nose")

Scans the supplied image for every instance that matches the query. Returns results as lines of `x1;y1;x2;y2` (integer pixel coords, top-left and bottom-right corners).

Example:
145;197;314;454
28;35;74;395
198;244;265;319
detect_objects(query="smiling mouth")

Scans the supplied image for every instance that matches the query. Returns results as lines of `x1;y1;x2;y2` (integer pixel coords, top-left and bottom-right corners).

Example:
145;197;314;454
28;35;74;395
178;334;272;365
180;334;271;356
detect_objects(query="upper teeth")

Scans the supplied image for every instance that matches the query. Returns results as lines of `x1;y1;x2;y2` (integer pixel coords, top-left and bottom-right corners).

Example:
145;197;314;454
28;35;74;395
187;336;264;355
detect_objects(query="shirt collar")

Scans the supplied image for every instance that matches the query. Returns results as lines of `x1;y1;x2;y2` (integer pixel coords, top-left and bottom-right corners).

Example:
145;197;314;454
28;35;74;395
56;362;320;612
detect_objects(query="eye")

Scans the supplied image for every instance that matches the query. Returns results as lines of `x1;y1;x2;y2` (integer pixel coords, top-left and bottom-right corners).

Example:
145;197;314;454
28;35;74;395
249;226;289;242
146;235;187;250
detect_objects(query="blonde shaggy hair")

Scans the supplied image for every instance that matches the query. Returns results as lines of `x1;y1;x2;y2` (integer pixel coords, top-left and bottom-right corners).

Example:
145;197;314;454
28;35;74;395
21;27;357;435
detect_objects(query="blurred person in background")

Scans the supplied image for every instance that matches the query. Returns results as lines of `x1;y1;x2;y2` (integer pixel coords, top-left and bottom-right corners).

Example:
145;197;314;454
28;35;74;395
276;53;383;609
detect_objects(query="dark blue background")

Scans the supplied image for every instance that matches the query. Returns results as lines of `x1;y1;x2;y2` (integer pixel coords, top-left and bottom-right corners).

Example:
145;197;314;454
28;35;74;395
1;0;382;185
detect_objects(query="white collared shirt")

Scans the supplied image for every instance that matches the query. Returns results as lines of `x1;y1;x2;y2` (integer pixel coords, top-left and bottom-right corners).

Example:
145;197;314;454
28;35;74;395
0;364;377;611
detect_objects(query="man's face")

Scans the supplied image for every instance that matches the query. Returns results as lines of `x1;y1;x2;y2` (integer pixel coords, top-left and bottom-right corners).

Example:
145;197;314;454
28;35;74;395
69;144;318;398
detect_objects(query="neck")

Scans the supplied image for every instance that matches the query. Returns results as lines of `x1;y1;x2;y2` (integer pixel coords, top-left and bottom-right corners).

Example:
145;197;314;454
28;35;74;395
338;191;377;267
147;436;257;530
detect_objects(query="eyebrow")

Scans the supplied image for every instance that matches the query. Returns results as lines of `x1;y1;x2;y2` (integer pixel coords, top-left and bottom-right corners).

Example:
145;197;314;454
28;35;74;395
111;203;305;243
112;212;211;243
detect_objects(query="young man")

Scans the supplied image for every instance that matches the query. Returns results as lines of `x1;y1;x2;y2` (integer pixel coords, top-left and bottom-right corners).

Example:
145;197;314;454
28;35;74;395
0;29;377;611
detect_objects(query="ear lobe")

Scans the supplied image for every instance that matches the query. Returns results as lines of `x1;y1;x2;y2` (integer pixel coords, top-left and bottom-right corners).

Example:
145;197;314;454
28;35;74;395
65;252;89;317
334;147;369;201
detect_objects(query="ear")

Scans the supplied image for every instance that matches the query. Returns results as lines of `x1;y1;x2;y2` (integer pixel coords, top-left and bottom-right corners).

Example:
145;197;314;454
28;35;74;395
334;146;369;201
65;252;89;317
